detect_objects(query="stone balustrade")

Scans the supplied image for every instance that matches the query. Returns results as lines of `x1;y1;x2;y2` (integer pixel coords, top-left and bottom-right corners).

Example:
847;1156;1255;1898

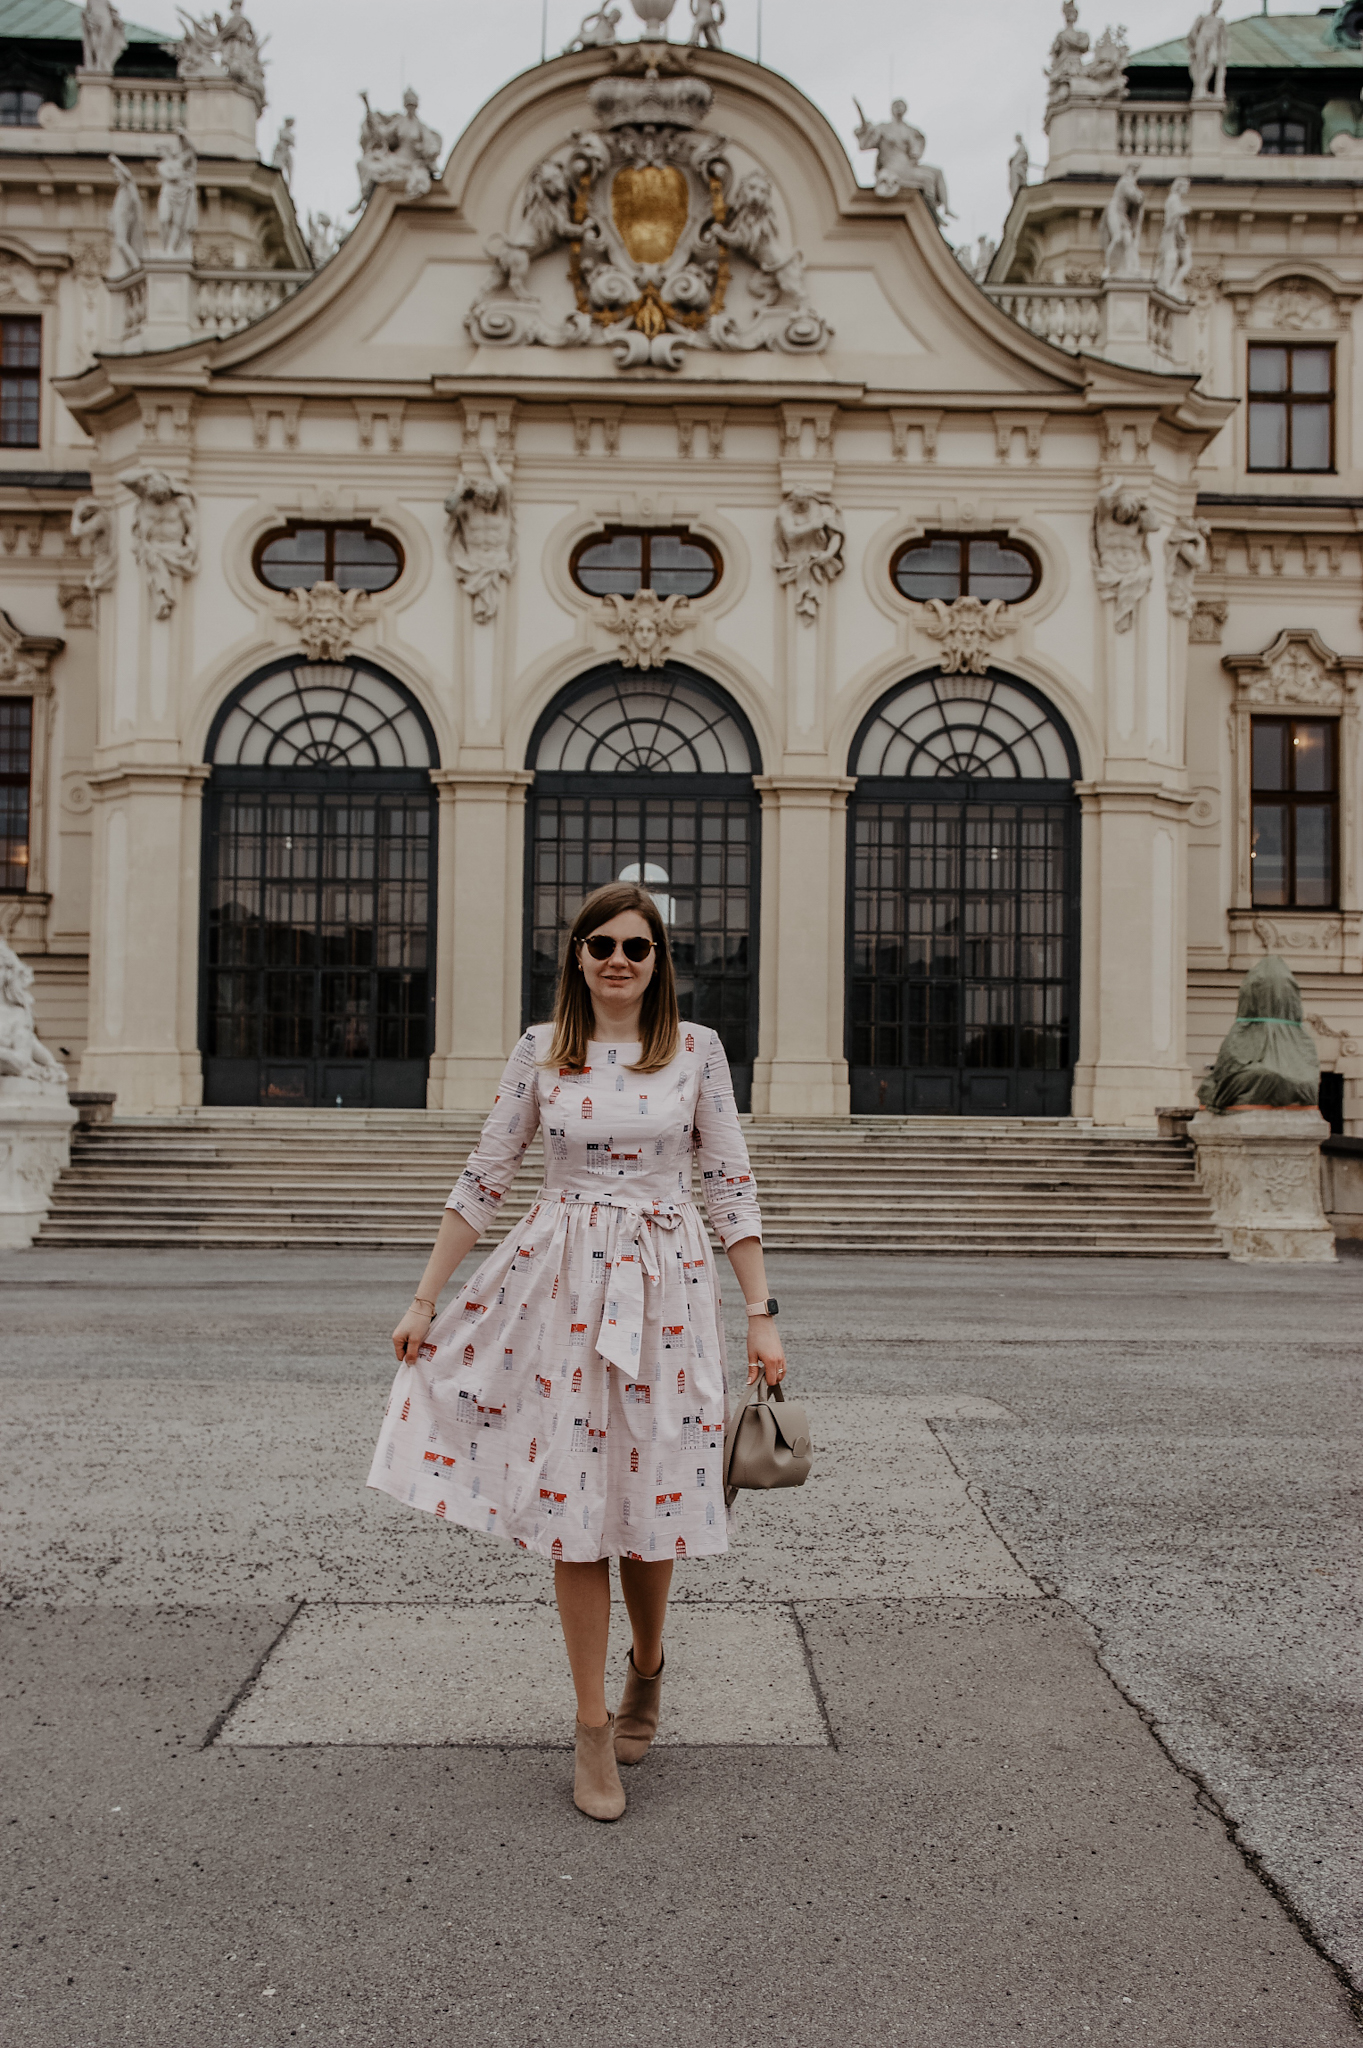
1117;104;1191;158
985;276;1187;370
111;84;188;134
195;271;311;336
987;285;1102;354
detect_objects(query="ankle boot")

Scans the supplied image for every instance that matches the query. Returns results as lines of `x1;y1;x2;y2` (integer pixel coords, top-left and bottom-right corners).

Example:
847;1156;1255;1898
573;1714;626;1821
614;1649;664;1765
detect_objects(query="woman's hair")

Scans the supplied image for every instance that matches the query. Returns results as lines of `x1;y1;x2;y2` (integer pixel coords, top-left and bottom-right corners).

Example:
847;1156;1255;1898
545;882;680;1075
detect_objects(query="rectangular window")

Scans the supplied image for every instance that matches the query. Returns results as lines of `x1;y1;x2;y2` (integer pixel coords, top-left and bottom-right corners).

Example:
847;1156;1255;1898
1248;344;1334;473
1251;716;1338;909
0;316;41;448
0;696;33;890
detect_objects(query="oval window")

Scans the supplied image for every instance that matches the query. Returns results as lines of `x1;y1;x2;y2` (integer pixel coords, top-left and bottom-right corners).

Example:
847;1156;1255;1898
892;534;1039;606
571;527;721;600
254;523;404;594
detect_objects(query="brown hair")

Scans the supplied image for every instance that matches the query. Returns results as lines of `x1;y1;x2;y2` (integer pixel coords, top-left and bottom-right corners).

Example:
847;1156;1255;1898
545;882;680;1075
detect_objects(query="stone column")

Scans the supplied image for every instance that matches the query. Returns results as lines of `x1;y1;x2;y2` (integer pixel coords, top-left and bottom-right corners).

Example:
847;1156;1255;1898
426;768;533;1110
79;764;209;1112
1191;1107;1336;1261
750;774;854;1118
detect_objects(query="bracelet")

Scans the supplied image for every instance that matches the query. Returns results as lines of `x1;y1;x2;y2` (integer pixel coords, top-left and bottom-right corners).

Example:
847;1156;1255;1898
411;1296;437;1318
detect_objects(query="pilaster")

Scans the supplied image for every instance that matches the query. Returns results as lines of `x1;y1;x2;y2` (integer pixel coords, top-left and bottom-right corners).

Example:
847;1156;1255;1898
750;774;854;1119
426;768;533;1109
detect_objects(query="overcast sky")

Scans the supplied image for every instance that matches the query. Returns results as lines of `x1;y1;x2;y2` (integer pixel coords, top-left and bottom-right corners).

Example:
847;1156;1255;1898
134;0;1210;249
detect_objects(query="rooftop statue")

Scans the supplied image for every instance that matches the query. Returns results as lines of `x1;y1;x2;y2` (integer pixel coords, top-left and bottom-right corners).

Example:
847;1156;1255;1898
955;235;996;283
175;0;268;114
1187;0;1228;101
357;88;442;206
1153;175;1192;298
854;98;952;218
563;7;621;51
107;153;145;275
1197;957;1321;1112
271;116;295;187
689;0;724;49
306;210;344;266
82;0;128;73
0;938;68;1094
630;0;678;30
1099;159;1144;279
1046;0;1128;107
155;131;198;258
1008;134;1030;200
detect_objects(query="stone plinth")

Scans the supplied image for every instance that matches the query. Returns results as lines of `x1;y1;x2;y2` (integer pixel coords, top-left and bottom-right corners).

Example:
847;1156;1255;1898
0;1080;77;1249
1191;1108;1336;1262
1321;1138;1363;1243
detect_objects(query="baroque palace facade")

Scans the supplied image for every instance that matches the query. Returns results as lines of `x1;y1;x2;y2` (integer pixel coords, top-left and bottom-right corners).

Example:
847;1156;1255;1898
1;0;1361;1130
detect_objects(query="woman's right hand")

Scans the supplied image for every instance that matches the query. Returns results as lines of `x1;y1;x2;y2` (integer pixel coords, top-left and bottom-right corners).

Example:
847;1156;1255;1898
392;1305;435;1365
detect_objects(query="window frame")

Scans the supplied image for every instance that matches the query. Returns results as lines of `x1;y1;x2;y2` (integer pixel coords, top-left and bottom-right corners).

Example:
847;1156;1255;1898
890;531;1042;608
1241;95;1320;156
0;314;42;450
569;525;723;601
251;520;405;595
1247;341;1336;475
1249;713;1340;911
0;692;33;893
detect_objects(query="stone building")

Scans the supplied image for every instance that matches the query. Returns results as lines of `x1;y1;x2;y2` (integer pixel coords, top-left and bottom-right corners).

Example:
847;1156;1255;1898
1;0;1359;1134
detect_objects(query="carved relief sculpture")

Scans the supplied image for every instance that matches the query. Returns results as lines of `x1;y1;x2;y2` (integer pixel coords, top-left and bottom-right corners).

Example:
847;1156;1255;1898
357;89;442;206
1153;176;1192;300
1046;1;1129;107
445;454;516;624
1188;0;1229;100
467;69;831;371
1100;162;1144;280
1164;514;1210;618
0;939;67;1092
107;154;145;275
1092;482;1158;632
774;488;845;622
124;470;198;619
155;132;198;258
283;583;372;662
854;99;951;219
82;0;128;72
602;588;690;668
919;595;1011;675
689;0;724;48
70;498;116;594
175;0;268;113
563;6;621;51
1008;134;1030;200
1189;598;1227;643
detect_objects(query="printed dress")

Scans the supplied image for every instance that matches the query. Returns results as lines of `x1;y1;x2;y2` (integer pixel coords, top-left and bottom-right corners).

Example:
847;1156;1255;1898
367;1024;762;1564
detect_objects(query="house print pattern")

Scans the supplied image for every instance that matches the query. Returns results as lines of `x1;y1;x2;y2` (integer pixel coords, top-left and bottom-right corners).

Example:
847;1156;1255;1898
368;1024;762;1562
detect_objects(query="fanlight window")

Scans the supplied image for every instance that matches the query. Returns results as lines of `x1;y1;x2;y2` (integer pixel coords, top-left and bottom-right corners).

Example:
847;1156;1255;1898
533;672;752;775
854;675;1072;781
254;523;403;594
892;534;1039;606
211;664;434;769
571;528;721;601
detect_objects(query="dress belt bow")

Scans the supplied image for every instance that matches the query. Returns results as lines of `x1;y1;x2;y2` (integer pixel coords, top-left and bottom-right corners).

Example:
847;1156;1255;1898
557;1193;685;1374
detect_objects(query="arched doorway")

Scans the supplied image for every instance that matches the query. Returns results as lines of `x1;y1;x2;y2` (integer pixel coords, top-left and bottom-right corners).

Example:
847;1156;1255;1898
525;663;761;1108
847;669;1081;1116
201;658;438;1107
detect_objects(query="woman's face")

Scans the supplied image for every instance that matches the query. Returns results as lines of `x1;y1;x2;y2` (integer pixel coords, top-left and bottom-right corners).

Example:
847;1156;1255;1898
576;909;657;1020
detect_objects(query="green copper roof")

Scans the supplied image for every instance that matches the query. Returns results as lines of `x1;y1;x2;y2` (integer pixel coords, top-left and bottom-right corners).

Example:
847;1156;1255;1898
0;0;169;44
1132;11;1363;70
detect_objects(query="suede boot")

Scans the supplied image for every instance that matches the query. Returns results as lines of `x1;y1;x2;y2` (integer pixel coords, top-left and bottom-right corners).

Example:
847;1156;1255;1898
573;1714;626;1821
614;1649;665;1765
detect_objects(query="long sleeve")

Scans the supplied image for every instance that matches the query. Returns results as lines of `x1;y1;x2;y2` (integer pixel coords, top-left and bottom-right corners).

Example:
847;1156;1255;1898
693;1028;763;1247
446;1029;542;1233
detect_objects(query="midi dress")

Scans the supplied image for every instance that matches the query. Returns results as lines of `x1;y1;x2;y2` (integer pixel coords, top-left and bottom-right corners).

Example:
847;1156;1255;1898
367;1023;763;1563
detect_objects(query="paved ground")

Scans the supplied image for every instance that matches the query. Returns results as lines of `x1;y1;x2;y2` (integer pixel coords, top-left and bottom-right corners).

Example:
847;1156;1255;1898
2;1246;1360;2046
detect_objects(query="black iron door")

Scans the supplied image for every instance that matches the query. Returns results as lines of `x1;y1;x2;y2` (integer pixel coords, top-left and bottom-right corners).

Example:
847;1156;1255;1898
203;769;435;1107
849;787;1079;1115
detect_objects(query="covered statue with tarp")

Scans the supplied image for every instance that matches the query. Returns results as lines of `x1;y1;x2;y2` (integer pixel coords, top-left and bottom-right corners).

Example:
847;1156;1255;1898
1197;955;1321;1113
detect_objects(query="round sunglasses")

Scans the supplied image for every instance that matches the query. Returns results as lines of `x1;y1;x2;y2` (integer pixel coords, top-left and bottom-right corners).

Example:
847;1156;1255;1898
579;934;657;963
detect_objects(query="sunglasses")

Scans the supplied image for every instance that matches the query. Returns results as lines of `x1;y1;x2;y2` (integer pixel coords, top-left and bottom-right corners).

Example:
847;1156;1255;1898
580;934;657;963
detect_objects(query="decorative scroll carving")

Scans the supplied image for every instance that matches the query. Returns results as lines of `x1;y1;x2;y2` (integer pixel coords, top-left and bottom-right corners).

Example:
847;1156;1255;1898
1165;515;1210;619
445;455;515;623
1091;482;1157;632
281;583;371;661
918;596;1011;675
124;470;198;619
774;488;845;622
1224;629;1359;710
601;588;690;668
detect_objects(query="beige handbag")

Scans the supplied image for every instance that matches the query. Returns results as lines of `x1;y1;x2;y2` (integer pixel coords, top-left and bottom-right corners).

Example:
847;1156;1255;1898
724;1379;813;1504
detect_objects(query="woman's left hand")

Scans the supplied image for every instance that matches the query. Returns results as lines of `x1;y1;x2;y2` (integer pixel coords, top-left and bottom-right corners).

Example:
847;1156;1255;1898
746;1315;787;1387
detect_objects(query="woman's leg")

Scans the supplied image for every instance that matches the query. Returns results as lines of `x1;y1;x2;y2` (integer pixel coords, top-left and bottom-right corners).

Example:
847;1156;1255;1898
617;1556;673;1678
554;1558;612;1725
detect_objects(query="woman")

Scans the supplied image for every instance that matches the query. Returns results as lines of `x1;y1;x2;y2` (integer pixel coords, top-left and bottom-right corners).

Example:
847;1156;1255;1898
369;882;785;1822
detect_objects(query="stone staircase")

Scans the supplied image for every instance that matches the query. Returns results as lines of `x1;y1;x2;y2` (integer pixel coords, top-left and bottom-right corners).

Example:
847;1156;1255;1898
35;1109;1225;1256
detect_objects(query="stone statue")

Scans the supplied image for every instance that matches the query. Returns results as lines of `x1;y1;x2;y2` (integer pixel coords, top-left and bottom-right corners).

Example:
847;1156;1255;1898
306;211;343;266
602;589;690;670
444;455;515;624
1100;161;1144;280
283;583;372;663
82;0;128;73
107;154;145;275
124;470;198;619
563;5;620;50
357;88;442;206
689;0;724;48
1088;24;1129;92
0;938;67;1093
1188;0;1229;101
713;170;814;305
1164;515;1210;618
1047;1;1128;106
1091;482;1158;632
271;116;295;186
1198;957;1321;1112
774;488;846;622
70;498;117;594
1008;134;1030;200
955;236;996;283
1154;175;1192;299
155;132;198;258
853;98;952;218
175;0;267;113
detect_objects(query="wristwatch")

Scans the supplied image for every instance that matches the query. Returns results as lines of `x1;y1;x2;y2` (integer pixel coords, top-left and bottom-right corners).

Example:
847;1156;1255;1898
745;1297;779;1318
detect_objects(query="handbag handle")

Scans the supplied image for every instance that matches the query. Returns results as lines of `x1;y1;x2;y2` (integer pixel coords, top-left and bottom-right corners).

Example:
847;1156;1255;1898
753;1378;786;1404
